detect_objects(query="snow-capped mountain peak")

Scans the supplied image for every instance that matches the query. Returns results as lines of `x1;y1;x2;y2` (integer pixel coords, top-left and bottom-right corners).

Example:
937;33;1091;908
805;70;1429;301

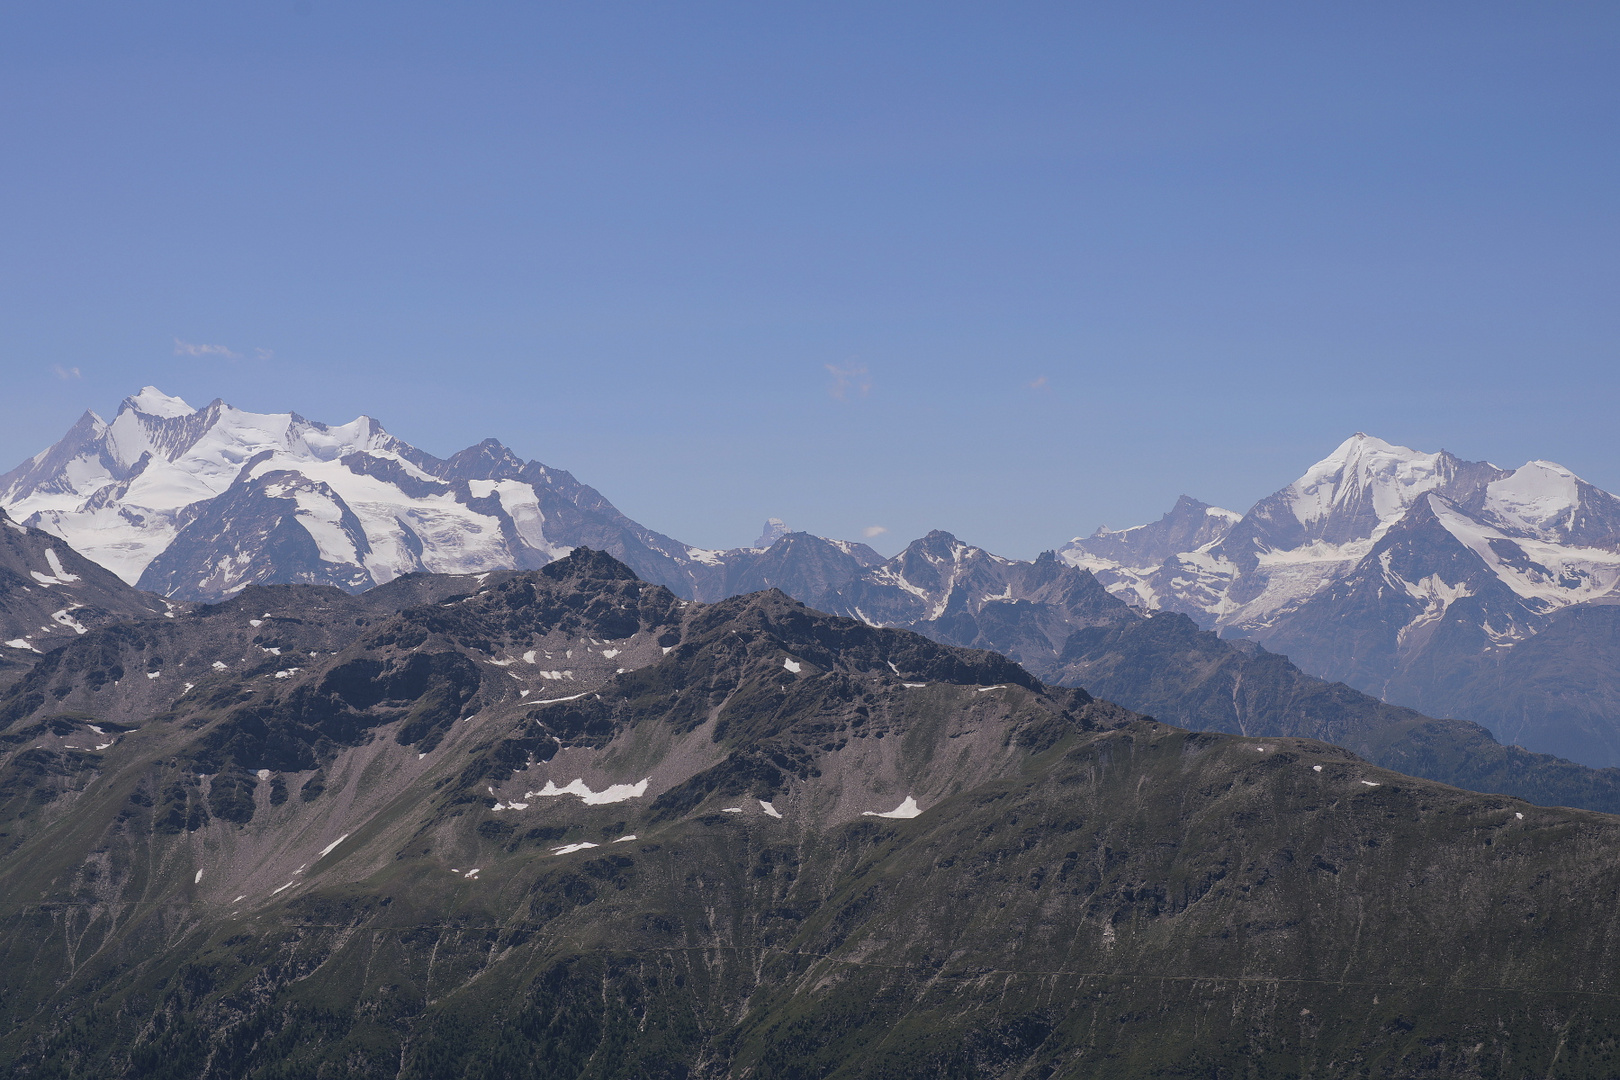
1050;433;1620;762
125;385;196;418
0;389;740;603
1477;459;1620;545
1287;433;1452;535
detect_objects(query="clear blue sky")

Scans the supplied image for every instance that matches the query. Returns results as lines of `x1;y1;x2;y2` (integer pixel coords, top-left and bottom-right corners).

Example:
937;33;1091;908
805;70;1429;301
2;2;1617;557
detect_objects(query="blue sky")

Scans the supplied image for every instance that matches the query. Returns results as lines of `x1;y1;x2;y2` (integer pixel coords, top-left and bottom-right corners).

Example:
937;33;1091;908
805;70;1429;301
2;2;1617;557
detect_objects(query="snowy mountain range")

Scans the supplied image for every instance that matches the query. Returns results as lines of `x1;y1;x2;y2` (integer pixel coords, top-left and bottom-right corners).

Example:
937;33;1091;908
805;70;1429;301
0;387;794;604
9;392;1620;765
1060;433;1620;763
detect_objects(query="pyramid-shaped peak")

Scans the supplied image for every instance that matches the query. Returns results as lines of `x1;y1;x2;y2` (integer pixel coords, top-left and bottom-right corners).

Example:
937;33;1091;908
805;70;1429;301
1318;432;1422;462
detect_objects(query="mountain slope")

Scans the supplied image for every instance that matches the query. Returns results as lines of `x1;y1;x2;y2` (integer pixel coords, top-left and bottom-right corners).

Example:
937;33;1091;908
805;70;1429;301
0;506;170;687
6;552;1620;1076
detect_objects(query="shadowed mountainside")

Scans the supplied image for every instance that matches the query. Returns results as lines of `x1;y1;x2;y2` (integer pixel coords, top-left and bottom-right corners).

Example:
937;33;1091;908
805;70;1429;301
6;552;1620;1076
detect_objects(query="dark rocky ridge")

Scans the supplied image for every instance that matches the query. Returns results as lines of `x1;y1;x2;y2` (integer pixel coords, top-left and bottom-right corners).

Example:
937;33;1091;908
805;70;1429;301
7;551;1620;1075
0;507;170;687
735;529;1620;814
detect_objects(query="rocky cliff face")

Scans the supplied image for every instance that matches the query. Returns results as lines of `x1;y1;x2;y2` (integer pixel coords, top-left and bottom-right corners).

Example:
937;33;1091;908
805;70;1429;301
6;550;1620;1077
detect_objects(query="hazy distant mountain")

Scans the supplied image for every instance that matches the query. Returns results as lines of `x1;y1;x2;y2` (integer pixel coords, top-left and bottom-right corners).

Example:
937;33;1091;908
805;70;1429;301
1059;433;1620;766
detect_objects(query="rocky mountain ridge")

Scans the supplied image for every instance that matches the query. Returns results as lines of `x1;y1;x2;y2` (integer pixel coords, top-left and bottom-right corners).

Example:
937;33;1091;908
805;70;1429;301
12;394;1620;767
714;528;1620;812
7;550;1620;1076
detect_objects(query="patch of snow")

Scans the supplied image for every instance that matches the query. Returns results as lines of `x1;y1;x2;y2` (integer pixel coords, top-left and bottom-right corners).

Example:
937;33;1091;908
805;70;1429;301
43;548;79;581
463;868;480;878
270;880;296;895
194;869;204;883
528;777;650;804
551;842;600;856
523;650;537;664
759;800;782;818
863;796;923;819
95;742;113;750
319;833;350;858
5;639;40;652
613;834;637;843
1360;780;1380;786
902;682;927;688
88;725;104;734
50;608;89;634
722;807;743;813
533;691;589;704
601;648;620;659
249;619;262;627
146;671;162;680
212;660;227;670
273;668;300;679
1515;812;1524;820
257;768;271;779
976;685;1005;693
887;661;899;673
662;646;674;654
1312;765;1323;772
783;658;801;673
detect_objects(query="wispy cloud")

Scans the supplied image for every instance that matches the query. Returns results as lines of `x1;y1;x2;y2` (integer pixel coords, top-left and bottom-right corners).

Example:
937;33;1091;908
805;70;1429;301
174;338;241;360
1027;375;1048;390
825;363;871;400
862;525;888;539
51;364;81;380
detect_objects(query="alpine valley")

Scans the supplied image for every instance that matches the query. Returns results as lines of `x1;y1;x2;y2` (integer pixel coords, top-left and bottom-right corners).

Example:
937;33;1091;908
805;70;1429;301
8;391;1620;1076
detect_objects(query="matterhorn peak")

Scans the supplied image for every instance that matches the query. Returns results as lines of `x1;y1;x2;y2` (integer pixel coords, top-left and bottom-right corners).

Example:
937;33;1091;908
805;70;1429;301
754;518;790;549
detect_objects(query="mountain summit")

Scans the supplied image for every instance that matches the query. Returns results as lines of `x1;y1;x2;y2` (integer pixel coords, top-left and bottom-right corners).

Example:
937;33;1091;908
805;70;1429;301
1061;433;1620;764
0;390;732;603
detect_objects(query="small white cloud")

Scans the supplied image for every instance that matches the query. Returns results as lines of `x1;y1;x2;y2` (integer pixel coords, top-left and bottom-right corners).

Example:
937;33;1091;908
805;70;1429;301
51;365;81;380
174;338;241;360
862;525;888;538
254;347;274;360
825;363;871;400
1028;375;1048;390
